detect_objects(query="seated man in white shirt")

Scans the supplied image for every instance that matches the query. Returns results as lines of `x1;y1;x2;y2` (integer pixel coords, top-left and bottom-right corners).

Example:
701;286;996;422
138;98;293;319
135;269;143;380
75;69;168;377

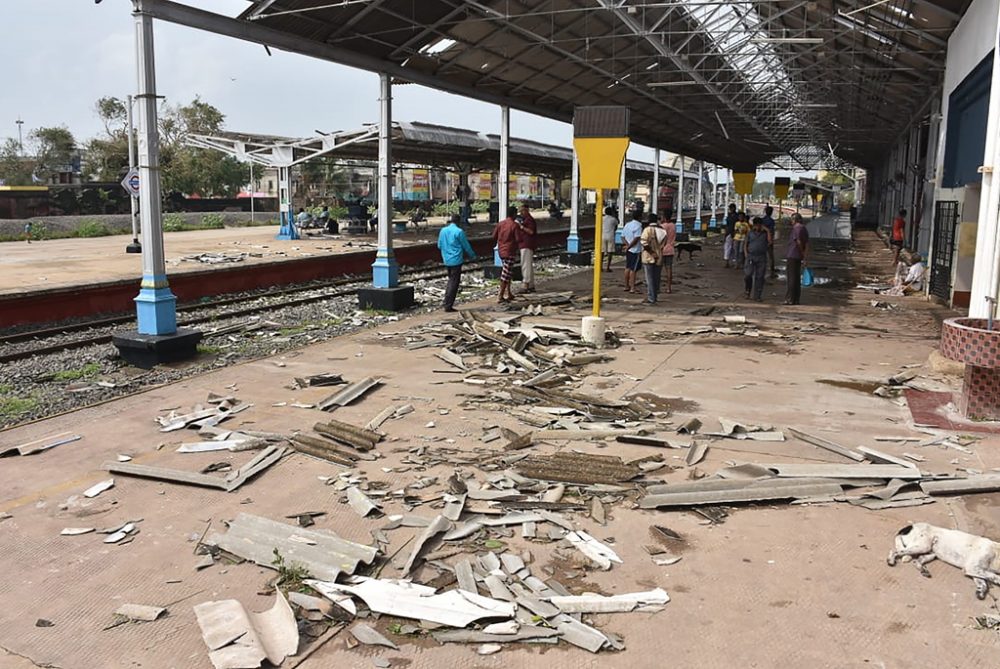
902;254;926;294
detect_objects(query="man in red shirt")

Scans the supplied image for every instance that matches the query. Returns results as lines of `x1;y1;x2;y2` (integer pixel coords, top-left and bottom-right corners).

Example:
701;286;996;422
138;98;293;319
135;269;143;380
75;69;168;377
517;204;538;293
891;209;906;266
492;206;520;303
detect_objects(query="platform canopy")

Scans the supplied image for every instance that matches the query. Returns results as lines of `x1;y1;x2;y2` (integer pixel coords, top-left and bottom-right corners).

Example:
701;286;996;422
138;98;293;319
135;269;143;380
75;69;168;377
141;0;966;171
191;121;679;181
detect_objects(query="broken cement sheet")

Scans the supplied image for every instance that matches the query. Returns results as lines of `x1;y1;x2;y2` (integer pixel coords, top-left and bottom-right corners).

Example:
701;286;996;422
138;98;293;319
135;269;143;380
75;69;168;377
83;478;114;498
763;463;922;480
686;442;708;466
346;487;380;517
641;477;845;509
548;588;670;613
402;514;451;574
565;530;622;570
194;591;298;669
307;577;515;628
105;445;288;492
516;452;640;485
433;627;560;644
206;513;377;581
787;428;864;462
115;604;166;622
317;377;383;411
350;623;398;649
708;418;784;442
0;432;81;457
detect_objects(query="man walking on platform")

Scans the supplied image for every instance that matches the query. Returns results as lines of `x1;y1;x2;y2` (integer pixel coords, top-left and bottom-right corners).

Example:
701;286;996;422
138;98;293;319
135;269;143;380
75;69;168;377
517;204;537;293
437;214;476;312
744;217;770;301
784;213;809;305
621;212;643;293
493;206;520;303
723;203;738;268
602;206;618;271
761;205;777;278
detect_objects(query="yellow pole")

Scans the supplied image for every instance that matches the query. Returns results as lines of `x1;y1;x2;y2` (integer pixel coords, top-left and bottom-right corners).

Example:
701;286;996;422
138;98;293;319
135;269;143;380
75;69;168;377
592;189;603;317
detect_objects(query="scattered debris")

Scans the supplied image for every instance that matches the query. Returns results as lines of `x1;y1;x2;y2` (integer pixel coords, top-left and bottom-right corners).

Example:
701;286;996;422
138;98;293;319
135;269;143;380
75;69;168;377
82;478;114;498
318;377;383;411
516;452;640;485
565;530;622;570
194;592;298;669
205;513;378;581
549;588;669;612
0;432;81;457
105;445;289;492
114;604;166;622
350;623;398;649
788;428;864;462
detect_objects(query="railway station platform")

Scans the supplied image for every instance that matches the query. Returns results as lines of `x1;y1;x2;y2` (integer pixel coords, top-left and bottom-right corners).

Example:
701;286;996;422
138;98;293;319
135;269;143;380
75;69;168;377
2;217;994;669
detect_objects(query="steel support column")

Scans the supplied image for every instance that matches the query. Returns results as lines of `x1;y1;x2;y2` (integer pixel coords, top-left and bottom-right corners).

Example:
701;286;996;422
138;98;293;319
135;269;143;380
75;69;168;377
709;164;718;229
695;161;704;231
132;7;176;335
676;155;685;234
125;94;141;253
969;23;1000;319
568;148;580;253
495;105;510;266
651;148;660;216
372;72;398;288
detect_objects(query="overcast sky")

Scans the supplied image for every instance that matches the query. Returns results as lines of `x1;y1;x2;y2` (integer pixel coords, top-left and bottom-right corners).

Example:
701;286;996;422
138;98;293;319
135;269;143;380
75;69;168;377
0;1;806;181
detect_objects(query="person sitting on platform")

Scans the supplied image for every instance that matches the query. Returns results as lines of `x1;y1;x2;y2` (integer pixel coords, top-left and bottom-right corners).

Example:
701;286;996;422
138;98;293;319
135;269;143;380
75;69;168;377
296;207;313;229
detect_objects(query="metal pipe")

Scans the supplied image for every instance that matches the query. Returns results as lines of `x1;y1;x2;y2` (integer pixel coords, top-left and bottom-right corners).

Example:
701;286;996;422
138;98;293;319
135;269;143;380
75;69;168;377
372;71;398;288
593;189;603;318
568;148;580;253
125;94;141;253
651;148;660;215
676;155;684;231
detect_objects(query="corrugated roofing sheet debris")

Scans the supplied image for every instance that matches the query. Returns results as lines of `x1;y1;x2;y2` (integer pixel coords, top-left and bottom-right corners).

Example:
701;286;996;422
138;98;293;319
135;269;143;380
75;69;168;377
565;530;622;570
516;452;641;484
350;623;398;649
857;446;918;468
317;377;383;411
616;435;685;449
763;463;922;479
1;432;81;457
307;577;516;628
402;514;451;575
677;419;702;434
432;627;560;644
553;614;609;653
289;434;355;467
205;513;377;581
640;480;845;508
194;591;298;669
685;442;709;466
347;487;380;517
787;428;865;462
921;475;1000;496
548;588;670;613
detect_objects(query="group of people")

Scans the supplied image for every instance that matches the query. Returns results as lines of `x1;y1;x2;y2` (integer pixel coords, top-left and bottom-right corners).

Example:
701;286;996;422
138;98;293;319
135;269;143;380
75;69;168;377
613;211;677;304
435;204;538;312
721;204;810;305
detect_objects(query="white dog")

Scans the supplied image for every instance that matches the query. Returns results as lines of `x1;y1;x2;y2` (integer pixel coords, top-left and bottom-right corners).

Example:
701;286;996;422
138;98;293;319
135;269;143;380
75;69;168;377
887;522;1000;599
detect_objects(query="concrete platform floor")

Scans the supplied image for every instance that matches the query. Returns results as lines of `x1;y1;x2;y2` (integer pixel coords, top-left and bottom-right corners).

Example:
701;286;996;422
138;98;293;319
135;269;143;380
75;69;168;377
0;214;569;296
1;224;995;669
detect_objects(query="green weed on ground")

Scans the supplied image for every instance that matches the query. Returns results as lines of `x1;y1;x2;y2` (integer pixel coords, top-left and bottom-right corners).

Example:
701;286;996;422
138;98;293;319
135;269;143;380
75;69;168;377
52;362;101;382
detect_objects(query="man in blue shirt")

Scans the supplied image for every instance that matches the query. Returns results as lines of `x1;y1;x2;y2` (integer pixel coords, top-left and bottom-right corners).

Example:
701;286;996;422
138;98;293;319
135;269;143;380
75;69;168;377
621;213;643;293
438;215;477;312
761;205;777;277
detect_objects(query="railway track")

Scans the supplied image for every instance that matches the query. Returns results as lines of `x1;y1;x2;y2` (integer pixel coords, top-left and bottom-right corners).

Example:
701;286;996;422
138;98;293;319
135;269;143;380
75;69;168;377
0;244;586;364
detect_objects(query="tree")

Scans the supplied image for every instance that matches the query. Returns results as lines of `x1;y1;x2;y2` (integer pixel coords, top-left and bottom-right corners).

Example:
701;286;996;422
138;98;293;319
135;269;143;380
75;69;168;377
298;156;353;201
0;138;33;186
31;126;77;183
158;97;244;197
83;96;131;181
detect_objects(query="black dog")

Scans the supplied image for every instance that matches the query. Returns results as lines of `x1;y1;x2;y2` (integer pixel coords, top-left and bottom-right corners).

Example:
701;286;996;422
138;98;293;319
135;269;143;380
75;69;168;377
674;241;702;261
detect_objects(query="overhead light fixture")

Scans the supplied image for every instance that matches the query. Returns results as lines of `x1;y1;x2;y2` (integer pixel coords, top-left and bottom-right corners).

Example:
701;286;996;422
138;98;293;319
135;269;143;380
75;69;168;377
751;37;824;44
647;81;699;87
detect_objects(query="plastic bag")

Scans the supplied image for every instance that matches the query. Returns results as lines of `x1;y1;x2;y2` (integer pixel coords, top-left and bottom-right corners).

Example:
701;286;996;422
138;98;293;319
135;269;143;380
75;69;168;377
802;266;814;287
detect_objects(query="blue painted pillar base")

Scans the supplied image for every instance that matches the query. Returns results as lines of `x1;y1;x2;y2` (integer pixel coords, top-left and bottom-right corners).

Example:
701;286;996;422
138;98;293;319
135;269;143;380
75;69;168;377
372;250;399;289
614;229;623;245
393;221;407;234
675;221;684;235
567;234;580;253
135;282;178;336
709;215;718;229
277;211;300;240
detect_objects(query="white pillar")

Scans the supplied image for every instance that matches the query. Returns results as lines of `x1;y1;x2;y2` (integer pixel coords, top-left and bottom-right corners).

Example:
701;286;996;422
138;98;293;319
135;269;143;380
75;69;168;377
676;155;685;232
132;6;176;335
695;161;704;230
372;72;397;288
496;106;510;266
619;159;627;217
125;94;140;252
969;24;1000;318
709;163;718;228
568;148;580;253
651;148;660;216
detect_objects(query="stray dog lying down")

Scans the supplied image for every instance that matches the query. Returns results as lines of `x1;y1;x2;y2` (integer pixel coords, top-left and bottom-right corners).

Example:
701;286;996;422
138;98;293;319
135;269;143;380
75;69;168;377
888;522;1000;599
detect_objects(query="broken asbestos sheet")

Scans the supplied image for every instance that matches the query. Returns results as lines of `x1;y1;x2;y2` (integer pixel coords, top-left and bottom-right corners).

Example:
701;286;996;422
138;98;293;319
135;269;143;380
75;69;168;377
194;591;298;669
548;588;670;613
206;513;377;581
307;577;515;627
